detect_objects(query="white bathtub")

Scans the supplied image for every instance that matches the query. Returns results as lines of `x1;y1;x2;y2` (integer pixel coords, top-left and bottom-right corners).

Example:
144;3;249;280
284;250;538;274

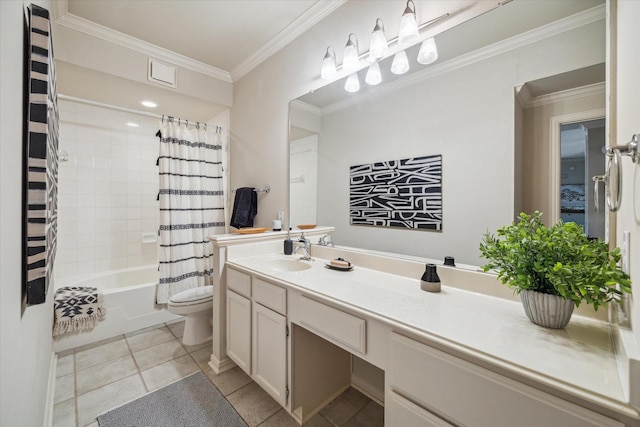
53;265;181;353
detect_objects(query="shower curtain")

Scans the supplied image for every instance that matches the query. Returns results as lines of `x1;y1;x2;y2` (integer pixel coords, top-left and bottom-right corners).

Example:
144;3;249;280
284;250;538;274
157;121;226;303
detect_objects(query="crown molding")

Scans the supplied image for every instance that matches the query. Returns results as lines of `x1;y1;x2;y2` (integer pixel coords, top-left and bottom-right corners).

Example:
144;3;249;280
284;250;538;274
322;4;606;115
53;0;232;83
230;0;347;81
525;82;605;109
54;0;346;84
290;99;322;116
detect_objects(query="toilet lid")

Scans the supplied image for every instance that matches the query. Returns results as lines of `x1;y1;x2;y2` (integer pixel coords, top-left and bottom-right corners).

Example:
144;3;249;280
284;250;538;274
170;286;213;303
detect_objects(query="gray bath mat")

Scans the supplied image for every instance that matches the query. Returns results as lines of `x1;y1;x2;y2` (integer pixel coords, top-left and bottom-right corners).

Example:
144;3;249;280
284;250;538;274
97;372;247;427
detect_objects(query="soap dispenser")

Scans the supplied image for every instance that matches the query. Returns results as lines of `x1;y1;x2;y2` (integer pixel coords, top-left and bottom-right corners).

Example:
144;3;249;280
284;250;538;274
284;228;293;255
420;264;441;293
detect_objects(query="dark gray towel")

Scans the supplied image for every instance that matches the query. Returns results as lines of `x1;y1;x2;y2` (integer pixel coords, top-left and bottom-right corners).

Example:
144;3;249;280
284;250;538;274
230;187;257;228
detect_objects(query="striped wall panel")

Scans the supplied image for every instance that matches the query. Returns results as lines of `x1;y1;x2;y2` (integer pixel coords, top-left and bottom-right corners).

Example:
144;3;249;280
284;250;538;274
23;4;58;305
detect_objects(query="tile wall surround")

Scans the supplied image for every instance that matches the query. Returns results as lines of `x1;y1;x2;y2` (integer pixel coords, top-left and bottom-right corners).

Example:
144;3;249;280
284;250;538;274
289;134;318;227
56;99;160;279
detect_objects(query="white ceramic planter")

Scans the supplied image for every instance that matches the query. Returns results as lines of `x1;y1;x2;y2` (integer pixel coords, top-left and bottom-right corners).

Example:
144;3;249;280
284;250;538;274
520;290;575;329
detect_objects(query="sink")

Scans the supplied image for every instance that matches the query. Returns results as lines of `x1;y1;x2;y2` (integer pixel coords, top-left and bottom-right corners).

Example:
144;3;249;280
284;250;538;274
259;257;312;273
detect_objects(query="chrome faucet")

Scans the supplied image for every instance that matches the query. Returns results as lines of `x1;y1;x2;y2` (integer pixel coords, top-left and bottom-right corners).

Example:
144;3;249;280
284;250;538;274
318;234;334;247
294;233;313;261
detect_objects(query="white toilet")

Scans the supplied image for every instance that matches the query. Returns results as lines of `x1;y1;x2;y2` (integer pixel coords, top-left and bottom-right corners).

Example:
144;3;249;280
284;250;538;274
167;285;214;346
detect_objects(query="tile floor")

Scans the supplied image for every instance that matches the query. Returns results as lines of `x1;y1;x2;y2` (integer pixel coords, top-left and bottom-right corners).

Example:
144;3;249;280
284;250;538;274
53;319;384;427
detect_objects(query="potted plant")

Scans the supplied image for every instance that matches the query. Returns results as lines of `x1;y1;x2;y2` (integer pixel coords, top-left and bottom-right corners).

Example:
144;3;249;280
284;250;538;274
479;211;631;328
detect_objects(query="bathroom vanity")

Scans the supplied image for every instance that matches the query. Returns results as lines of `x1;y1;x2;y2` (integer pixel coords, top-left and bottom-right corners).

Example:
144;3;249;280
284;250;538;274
210;233;640;426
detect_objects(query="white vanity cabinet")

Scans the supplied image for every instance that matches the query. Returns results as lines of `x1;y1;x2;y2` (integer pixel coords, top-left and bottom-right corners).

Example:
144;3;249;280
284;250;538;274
226;268;252;374
388;332;624;427
252;278;288;405
226;267;289;406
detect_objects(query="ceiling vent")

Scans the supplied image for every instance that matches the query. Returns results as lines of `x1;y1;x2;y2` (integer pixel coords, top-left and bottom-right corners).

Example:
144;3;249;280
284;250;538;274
148;59;176;88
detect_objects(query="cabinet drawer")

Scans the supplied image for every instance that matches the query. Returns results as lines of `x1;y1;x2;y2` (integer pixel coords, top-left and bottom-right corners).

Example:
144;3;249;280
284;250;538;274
387;390;454;427
227;267;251;297
253;278;286;315
389;333;623;427
298;296;366;355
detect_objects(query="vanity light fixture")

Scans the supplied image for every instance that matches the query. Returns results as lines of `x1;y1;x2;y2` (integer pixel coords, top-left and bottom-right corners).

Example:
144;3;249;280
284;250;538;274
365;62;382;85
398;0;420;47
417;37;438;65
391;50;410;75
140;100;157;108
368;18;389;61
320;47;337;80
344;73;360;92
126;121;140;128
343;33;361;74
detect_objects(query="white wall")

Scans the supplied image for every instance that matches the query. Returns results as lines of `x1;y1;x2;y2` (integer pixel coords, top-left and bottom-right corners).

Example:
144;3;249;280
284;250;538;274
1;2;56;426
56;100;160;280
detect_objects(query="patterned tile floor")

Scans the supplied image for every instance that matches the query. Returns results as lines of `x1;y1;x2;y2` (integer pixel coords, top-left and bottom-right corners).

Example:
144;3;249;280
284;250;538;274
53;320;384;426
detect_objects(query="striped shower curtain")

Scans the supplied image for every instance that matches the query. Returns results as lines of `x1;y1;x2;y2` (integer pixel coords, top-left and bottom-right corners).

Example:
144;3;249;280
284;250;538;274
157;121;226;303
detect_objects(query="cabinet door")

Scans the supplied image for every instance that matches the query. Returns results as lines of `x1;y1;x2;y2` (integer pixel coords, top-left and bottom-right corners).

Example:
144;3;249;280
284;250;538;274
226;290;251;374
252;302;287;405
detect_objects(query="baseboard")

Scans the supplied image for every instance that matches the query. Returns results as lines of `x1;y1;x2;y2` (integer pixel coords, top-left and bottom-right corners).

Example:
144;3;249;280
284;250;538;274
43;352;57;427
208;354;236;375
351;375;384;407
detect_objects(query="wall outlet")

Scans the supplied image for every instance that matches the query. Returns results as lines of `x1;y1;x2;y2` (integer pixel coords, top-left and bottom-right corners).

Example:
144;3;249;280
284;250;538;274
622;231;631;274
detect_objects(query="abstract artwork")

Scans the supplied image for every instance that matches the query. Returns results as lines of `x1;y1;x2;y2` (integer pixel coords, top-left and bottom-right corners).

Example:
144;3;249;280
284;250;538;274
23;4;58;305
350;155;442;231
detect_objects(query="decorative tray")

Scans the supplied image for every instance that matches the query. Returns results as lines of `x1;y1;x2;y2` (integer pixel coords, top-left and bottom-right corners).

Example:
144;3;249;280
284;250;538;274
233;227;270;234
297;224;317;230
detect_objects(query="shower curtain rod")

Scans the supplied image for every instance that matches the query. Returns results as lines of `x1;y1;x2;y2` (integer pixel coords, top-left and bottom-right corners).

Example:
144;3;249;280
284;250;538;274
58;94;226;132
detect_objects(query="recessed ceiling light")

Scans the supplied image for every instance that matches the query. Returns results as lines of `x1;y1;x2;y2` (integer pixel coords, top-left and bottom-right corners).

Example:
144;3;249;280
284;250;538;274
140;100;157;108
126;121;140;128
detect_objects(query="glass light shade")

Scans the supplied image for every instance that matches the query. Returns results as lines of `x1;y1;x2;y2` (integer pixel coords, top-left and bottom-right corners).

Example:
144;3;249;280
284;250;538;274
343;34;360;74
365;63;382;85
398;1;419;47
345;73;360;92
368;19;388;60
391;50;410;75
417;37;438;65
321;47;337;80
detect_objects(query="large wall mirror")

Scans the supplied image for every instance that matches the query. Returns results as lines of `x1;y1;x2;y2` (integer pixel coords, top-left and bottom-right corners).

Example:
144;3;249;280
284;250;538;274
289;0;606;266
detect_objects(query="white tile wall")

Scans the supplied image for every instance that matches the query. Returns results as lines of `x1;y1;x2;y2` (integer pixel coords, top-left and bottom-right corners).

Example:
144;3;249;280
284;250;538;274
56;100;160;279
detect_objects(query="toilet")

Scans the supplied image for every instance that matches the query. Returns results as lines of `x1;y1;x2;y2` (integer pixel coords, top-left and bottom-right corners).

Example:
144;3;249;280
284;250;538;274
167;285;214;346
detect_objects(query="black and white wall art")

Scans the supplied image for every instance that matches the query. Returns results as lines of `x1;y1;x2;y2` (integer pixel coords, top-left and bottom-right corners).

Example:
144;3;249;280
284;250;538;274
23;4;58;305
350;155;442;231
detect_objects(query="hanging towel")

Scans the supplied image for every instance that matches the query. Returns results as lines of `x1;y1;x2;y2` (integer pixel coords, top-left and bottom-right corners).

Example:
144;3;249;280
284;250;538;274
53;286;106;336
230;187;257;229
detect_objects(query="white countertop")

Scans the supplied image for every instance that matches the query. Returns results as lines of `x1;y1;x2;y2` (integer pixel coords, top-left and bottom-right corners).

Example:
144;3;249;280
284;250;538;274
227;251;638;418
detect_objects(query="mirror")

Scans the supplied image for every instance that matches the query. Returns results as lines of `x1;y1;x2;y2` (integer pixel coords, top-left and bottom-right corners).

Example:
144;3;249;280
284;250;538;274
289;0;606;265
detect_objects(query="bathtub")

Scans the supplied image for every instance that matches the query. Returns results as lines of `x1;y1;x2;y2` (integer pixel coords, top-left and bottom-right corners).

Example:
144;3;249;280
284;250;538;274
53;265;182;353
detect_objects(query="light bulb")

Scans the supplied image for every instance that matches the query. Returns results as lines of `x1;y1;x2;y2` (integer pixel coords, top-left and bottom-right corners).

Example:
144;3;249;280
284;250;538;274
398;0;419;47
365;63;382;85
368;19;388;61
417;37;438;65
345;73;360;93
321;47;337;80
343;33;360;74
391;51;410;75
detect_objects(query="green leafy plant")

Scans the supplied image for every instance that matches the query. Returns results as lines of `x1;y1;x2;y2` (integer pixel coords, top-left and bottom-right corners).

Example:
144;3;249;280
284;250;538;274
479;211;631;310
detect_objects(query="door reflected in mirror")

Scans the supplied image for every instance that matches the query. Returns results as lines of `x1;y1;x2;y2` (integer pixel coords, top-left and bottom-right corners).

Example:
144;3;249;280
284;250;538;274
560;118;605;240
